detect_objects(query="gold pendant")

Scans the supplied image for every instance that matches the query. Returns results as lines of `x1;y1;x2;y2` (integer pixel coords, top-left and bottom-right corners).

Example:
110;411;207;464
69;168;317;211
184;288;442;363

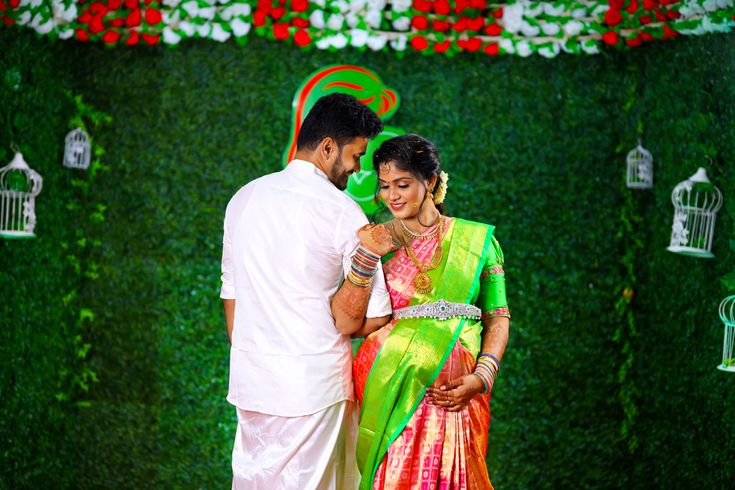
413;272;433;294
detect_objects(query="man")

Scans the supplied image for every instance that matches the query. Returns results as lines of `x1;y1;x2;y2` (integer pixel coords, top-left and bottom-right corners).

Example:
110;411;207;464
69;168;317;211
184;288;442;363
220;93;393;489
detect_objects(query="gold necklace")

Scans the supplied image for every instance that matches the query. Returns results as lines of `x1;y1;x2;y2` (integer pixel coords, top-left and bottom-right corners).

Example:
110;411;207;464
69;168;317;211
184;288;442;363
399;219;440;240
402;217;444;294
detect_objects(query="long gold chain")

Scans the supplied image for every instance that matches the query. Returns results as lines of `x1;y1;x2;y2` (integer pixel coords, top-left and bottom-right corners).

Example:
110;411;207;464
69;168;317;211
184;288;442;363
401;217;444;293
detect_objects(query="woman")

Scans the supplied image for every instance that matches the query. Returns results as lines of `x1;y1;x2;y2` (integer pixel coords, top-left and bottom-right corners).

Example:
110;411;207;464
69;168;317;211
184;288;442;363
352;134;510;489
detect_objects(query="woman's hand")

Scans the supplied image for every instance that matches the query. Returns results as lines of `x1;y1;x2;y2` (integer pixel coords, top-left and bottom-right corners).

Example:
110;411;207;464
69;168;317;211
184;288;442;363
357;223;395;256
426;374;486;412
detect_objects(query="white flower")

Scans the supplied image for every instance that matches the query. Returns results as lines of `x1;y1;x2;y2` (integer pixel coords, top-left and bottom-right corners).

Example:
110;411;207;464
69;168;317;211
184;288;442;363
182;1;199;17
210;23;231;42
311;0;326;7
563;20;584;36
572;8;587;19
231;18;251;37
199;7;217;20
161;0;182;7
541;22;560;36
327;13;345;30
163;10;181;24
702;0;718;11
544;2;566;16
521;21;540;37
516;41;533;57
351;29;368;47
538;43;560;58
316;37;331;49
367;0;386;11
717;0;733;8
392;15;410;31
391;0;412;13
179;21;196;36
197;23;212;37
349;0;367;11
163;27;182;44
499;38;514;53
592;4;609;17
366;34;387;50
502;4;524;33
310;10;326;29
58;27;74;39
17;11;32;25
34;19;54;35
53;2;77;23
320;33;348;48
346;12;360;28
390;35;407;51
526;3;543;17
29;0;42;8
365;9;382;29
334;0;349;12
227;3;251;17
581;41;599;54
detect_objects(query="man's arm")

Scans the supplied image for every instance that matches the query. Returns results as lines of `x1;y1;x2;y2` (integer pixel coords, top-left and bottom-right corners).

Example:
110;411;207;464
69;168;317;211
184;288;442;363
223;299;235;343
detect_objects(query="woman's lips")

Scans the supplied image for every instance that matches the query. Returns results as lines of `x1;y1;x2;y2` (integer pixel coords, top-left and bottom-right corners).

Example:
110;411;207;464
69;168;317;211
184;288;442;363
389;202;406;211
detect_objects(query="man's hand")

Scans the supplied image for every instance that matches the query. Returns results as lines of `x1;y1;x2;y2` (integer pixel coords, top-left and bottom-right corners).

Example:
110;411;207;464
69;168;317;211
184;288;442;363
358;223;394;256
426;374;486;412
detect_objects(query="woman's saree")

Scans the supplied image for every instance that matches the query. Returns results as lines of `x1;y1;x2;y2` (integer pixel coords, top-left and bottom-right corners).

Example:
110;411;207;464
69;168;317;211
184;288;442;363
353;218;509;490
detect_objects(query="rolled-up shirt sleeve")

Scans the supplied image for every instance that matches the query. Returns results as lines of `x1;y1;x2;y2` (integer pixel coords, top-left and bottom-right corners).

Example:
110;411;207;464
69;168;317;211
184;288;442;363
220;205;236;300
334;204;392;319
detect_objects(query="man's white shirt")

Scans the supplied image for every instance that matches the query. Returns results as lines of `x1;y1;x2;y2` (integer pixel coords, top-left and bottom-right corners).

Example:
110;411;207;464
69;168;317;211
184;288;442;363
220;159;392;416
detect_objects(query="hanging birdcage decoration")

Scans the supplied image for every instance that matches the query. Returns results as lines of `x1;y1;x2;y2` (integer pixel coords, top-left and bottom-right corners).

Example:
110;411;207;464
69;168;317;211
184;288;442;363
718;296;735;373
63;128;91;170
0;152;43;239
626;143;653;189
667;167;722;258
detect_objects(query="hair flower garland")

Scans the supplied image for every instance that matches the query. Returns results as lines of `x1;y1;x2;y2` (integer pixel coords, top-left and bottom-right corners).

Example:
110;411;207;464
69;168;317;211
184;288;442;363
434;170;449;205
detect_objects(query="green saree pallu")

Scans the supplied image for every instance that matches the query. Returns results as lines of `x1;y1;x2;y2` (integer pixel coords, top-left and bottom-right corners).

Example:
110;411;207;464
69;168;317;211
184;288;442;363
356;218;498;488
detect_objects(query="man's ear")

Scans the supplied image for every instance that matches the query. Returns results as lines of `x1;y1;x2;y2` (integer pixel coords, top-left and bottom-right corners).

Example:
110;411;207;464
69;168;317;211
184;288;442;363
319;137;338;164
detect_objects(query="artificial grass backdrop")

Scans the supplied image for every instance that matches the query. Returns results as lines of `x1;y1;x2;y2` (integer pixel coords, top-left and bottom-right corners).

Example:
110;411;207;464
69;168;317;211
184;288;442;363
1;30;734;488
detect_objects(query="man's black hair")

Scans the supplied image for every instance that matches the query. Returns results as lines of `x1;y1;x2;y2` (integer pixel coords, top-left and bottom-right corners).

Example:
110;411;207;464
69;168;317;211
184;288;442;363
296;93;383;151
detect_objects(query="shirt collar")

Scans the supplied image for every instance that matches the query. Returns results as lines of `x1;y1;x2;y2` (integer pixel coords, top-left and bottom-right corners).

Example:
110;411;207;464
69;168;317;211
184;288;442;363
287;159;330;181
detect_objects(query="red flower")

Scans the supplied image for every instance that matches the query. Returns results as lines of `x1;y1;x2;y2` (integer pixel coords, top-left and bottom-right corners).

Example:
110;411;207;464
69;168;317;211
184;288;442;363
470;0;486;9
625;35;642;47
89;16;105;33
124;0;138;10
257;0;272;13
639;15;651;24
125;9;141;27
433;19;450;31
141;33;159;45
454;0;469;14
3;17;15;25
643;0;657;10
456;39;466;49
125;30;139;45
8;0;18;7
609;0;624;8
465;37;482;51
145;8;162;25
604;8;622;26
88;1;108;16
626;0;638;14
110;17;123;27
492;7;503;18
253;10;267;26
291;0;308;13
654;10;666;21
483;43;499;55
667;10;680;19
411;15;429;30
291;17;309;27
410;35;429;50
467;16;483;31
602;30;619;45
108;0;122;10
433;0;450;15
433;40;450;53
413;0;431;13
144;0;154;5
294;28;311;46
484;22;502;36
78;10;92;23
273;22;290;40
102;30;121;44
452;17;467;31
271;7;286;19
640;31;653;41
76;29;90;41
662;24;678;39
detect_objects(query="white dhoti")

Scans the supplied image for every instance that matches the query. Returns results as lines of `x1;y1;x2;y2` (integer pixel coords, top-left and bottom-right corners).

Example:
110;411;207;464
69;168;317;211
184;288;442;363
232;400;359;490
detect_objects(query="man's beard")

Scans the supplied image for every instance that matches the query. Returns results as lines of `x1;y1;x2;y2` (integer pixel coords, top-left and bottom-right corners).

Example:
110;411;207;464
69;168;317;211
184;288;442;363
330;157;350;190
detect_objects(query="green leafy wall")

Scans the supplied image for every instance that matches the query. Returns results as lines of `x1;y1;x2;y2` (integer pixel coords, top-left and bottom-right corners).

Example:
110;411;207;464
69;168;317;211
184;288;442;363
1;30;733;488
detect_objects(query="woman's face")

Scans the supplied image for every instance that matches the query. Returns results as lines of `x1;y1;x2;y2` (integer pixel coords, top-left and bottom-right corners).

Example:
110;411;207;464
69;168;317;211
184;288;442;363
378;161;427;220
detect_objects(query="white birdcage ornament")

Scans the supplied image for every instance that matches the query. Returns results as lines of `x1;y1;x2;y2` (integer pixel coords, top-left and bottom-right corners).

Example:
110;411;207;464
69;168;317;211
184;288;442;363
626;142;653;189
0;152;43;239
666;167;722;258
63;128;91;170
718;296;735;373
